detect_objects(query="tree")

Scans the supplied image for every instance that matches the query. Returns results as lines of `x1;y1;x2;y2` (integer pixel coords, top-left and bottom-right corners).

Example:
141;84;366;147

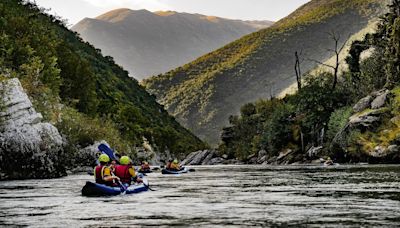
309;32;348;91
295;51;303;90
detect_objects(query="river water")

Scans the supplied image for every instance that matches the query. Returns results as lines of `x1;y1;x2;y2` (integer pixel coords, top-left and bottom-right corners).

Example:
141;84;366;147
0;165;399;227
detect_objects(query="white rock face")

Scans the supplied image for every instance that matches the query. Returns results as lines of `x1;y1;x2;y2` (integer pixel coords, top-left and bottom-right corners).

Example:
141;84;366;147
0;78;65;179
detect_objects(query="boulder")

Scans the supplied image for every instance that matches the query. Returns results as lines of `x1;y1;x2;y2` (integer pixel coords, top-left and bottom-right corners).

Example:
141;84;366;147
257;155;267;164
201;150;215;165
257;150;268;164
387;145;399;153
306;146;323;158
0;78;65;180
369;146;387;158
277;149;294;161
181;150;217;165
348;109;387;128
181;151;199;165
77;140;109;167
208;157;225;165
353;95;373;112
371;90;389;109
332;108;388;152
189;150;209;165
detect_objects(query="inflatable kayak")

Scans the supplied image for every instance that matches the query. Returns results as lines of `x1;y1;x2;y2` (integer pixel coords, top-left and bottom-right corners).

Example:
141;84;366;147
161;167;188;175
81;180;148;197
138;169;152;174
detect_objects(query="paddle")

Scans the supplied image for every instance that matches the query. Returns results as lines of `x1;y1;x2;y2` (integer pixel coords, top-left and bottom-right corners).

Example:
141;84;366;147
181;167;195;172
98;143;117;161
141;178;156;191
143;182;156;191
116;178;127;195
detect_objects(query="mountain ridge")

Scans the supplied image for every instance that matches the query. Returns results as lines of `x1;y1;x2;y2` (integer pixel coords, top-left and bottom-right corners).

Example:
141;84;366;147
72;9;273;80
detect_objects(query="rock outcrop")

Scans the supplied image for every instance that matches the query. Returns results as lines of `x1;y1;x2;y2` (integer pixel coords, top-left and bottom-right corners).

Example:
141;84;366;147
331;89;398;161
353;95;373;112
0;78;65;180
181;150;217;165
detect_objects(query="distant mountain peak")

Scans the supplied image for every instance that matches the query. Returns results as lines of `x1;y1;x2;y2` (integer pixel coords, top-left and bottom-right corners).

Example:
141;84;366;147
154;11;177;17
200;15;220;23
96;8;153;22
72;9;274;80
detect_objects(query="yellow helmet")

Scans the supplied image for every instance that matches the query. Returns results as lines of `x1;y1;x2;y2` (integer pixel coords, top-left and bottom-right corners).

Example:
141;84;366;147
120;156;131;165
99;154;110;163
173;159;178;164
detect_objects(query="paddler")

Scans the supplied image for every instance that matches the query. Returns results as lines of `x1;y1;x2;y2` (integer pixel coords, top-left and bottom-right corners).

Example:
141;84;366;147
169;159;181;171
114;156;143;185
139;161;151;172
94;154;120;186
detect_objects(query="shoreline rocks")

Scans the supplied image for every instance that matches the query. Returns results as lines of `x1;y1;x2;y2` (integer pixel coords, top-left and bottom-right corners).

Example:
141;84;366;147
0;78;65;180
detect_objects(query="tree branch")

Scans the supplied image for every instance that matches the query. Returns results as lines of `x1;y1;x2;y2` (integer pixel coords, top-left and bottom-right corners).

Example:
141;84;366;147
307;58;336;70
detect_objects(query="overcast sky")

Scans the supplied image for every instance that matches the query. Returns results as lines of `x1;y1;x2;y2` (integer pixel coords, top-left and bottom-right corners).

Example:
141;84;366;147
31;0;310;26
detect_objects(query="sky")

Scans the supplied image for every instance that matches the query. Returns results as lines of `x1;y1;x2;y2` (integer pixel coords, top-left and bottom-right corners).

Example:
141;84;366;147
31;0;310;26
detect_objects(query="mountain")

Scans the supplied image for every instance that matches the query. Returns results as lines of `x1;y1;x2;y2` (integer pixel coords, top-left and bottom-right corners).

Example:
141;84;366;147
143;0;389;146
0;0;206;165
72;9;273;80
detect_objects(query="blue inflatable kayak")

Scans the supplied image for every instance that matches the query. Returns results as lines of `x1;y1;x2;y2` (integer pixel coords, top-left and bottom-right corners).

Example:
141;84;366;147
161;167;188;175
82;181;148;197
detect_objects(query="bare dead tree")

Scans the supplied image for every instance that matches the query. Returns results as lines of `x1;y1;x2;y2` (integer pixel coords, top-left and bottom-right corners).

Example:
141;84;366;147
309;31;349;91
295;50;305;151
295;51;302;90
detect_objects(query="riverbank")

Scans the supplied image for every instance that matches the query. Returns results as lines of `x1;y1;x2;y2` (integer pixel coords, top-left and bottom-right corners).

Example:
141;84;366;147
180;148;400;167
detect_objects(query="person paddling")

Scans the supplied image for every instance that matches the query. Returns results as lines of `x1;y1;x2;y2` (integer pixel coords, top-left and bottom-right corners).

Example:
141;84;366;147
114;156;143;185
169;159;182;171
165;159;173;170
139;161;151;173
94;154;120;186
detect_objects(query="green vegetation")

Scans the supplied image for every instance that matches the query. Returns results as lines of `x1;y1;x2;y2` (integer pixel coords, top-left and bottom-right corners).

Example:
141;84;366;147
0;0;206;160
143;0;388;145
219;1;400;163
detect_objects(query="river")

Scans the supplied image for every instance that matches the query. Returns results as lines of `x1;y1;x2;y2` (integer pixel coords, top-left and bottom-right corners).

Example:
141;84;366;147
0;165;399;227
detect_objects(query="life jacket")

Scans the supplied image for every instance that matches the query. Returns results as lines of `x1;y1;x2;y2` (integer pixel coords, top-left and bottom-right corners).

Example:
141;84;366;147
169;163;180;171
166;162;171;169
114;165;132;184
94;165;113;186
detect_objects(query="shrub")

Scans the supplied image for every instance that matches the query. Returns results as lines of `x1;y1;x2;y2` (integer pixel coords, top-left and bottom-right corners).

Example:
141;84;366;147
56;107;131;154
326;106;353;142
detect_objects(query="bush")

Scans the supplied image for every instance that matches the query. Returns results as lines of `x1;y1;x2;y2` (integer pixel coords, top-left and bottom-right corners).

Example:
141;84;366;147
263;102;295;155
56;107;131;154
326;106;353;142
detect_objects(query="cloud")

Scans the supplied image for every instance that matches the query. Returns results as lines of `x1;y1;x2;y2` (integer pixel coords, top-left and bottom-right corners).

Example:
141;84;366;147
82;0;169;10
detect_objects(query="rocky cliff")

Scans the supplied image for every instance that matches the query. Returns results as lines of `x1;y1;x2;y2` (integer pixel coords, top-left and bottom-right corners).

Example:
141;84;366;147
0;78;65;180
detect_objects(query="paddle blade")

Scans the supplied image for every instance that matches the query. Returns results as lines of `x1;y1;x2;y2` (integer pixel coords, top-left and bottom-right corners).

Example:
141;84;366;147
98;144;116;160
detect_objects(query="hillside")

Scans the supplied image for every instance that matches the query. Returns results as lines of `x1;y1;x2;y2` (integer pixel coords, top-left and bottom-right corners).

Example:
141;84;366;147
217;0;400;164
72;9;273;80
0;0;206;164
143;0;389;145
